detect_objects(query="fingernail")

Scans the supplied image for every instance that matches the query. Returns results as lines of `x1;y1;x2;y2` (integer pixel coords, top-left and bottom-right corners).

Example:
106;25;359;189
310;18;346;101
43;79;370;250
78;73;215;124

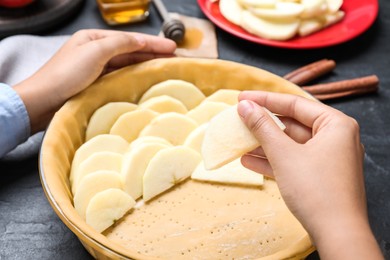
134;35;146;46
238;100;254;118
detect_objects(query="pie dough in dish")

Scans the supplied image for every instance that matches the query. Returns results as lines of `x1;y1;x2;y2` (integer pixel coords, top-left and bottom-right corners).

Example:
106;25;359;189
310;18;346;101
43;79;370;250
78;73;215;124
39;58;315;259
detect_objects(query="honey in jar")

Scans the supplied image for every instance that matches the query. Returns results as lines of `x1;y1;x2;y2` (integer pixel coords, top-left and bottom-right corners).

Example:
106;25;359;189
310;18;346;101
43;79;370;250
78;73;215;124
96;0;151;25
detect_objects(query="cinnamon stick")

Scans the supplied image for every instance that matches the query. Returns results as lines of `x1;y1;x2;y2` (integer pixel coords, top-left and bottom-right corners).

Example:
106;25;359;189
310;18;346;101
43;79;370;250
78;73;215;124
284;59;336;85
302;75;379;100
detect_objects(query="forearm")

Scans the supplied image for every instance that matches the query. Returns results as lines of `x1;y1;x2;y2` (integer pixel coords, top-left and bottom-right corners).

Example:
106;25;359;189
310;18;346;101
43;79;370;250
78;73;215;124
13;77;61;134
309;214;383;260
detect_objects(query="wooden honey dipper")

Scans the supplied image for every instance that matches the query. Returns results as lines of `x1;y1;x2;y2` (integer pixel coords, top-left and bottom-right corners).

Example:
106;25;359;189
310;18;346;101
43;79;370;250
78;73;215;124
152;0;185;43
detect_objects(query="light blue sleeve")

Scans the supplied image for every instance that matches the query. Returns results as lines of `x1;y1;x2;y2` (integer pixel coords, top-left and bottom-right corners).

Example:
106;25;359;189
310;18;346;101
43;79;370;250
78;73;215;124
0;83;31;158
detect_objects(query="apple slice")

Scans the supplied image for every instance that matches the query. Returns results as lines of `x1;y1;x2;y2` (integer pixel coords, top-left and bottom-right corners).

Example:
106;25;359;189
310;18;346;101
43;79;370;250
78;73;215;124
238;0;276;9
205;89;241;105
219;0;244;26
187;101;230;125
138;95;188;114
300;0;328;19
72;151;123;195
128;136;172;151
298;18;324;36
241;10;299;40
109;109;158;142
326;0;343;13
191;159;264;186
122;142;170;200
183;123;208;153
74;170;123;220
86;188;136;233
85;102;137;141
323;10;344;27
143;146;202;202
139;112;198;146
138;80;206;110
202;104;285;170
249;2;304;21
70;134;128;184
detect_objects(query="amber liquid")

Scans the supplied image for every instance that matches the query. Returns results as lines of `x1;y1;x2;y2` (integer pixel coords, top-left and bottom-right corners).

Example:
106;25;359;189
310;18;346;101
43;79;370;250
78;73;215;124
177;28;204;49
96;0;151;25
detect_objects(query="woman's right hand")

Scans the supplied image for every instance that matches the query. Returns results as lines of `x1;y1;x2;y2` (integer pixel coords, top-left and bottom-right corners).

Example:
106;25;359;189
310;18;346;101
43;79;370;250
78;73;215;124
237;91;383;260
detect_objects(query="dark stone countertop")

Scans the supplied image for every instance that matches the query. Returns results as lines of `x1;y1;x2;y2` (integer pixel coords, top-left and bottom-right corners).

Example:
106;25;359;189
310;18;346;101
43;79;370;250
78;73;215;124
1;0;389;259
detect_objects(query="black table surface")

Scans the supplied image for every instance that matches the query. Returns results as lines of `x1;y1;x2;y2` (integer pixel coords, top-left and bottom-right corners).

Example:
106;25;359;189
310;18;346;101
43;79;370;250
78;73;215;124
1;0;389;259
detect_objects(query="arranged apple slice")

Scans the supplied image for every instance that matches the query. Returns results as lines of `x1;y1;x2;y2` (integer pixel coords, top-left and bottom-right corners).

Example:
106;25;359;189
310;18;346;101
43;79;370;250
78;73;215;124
109;109;158;142
70;134;128;184
122;142;170;200
128;136;172;151
138;80;206;110
72;151;123;195
74;170;123;219
192;159;264;186
219;0;244;25
138;95;188;114
139;112;198;145
143;146;202;202
241;10;300;40
187;101;230;125
86;188;136;233
204;89;241;105
202;104;285;170
85;102;137;141
183;123;208;153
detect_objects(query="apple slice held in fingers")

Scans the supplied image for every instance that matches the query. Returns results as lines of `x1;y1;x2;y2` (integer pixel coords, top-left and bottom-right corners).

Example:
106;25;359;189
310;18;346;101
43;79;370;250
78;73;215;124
86;188;136;233
143;146;202;202
201;104;285;170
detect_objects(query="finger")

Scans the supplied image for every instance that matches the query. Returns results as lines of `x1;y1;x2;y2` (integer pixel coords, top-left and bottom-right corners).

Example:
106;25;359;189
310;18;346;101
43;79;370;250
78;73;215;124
238;90;339;128
241;155;274;178
280;116;312;144
131;33;177;54
67;29;176;53
237;100;293;159
105;52;176;71
247;146;266;158
68;30;176;58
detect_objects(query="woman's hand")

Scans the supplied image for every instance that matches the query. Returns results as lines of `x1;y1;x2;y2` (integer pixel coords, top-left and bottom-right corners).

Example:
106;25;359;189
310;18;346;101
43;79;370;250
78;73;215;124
237;91;383;260
14;29;176;133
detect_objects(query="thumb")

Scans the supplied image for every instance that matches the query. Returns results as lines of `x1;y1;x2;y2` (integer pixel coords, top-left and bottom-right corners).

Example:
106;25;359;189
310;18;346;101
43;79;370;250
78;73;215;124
237;100;291;157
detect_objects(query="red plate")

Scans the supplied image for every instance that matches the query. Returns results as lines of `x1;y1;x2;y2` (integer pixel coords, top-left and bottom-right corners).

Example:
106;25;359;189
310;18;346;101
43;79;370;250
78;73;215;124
197;0;379;49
